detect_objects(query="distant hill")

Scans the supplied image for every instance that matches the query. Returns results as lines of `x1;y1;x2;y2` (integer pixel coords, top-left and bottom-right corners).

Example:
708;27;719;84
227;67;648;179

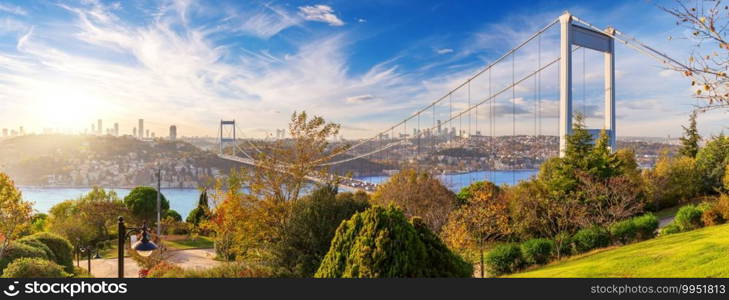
0;135;240;187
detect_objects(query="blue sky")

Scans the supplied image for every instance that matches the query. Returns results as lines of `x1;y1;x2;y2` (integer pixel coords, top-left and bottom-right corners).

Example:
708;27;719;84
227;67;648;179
0;0;725;138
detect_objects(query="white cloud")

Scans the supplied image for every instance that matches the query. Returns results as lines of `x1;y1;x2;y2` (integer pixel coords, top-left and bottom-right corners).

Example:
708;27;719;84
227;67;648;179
298;5;344;26
436;48;453;55
0;3;27;16
232;4;300;38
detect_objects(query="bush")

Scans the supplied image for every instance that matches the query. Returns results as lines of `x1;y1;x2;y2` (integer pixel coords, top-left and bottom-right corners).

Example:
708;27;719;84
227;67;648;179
147;261;270;278
632;213;659;241
147;261;183;278
674;205;704;232
1;258;69;278
609;219;638;245
315;206;472;278
0;242;48;275
660;223;682;235
17;237;56;263
485;244;524;276
520;239;554;265
701;207;725;226
572;226;610;253
24;232;74;273
716;194;729;220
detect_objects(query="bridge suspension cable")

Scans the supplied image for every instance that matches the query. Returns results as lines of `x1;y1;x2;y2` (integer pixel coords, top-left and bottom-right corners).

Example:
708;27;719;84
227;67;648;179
319;17;561;167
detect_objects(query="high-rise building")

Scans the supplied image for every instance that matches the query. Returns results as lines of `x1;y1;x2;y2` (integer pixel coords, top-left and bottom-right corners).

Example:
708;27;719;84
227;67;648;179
91;124;95;134
2;128;7;137
151;132;155;138
169;125;177;141
114;123;119;136
19;126;24;135
133;127;137;137
138;119;144;139
97;119;102;134
145;129;149;139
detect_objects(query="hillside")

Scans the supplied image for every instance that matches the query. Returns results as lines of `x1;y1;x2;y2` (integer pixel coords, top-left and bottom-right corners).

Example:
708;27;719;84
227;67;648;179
0;135;239;187
508;223;729;278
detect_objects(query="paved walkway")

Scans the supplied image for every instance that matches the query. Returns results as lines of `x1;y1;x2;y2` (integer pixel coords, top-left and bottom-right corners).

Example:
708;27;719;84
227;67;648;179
85;248;220;278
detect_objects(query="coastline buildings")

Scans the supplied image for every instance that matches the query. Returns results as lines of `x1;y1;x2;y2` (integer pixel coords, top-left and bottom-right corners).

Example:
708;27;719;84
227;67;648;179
170;125;177;141
138;119;144;139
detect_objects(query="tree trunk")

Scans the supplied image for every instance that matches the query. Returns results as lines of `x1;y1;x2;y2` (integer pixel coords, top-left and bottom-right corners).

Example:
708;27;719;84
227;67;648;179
480;247;484;278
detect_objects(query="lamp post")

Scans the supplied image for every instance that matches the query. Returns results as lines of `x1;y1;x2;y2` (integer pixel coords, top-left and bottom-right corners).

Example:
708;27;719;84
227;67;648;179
79;245;94;274
156;166;162;237
117;216;158;278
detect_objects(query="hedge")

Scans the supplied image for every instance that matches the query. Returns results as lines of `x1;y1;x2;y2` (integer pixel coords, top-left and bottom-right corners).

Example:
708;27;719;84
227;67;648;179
1;258;69;278
572;226;610;253
0;242;48;275
609;219;638;245
633;213;659;241
674;205;703;232
520;238;554;265
485;244;523;276
23;232;74;273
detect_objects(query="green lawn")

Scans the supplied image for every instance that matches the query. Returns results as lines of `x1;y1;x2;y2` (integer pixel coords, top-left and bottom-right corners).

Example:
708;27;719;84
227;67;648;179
164;236;214;250
508;223;729;278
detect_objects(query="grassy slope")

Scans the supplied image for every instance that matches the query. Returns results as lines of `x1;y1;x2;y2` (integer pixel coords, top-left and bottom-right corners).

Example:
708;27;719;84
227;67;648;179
509;223;729;278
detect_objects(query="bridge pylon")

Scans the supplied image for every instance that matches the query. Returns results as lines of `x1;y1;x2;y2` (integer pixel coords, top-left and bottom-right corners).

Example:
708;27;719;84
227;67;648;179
220;120;236;156
559;11;616;156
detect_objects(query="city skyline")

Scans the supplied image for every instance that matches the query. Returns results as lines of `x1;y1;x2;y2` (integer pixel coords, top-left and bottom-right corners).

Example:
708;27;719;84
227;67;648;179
0;0;727;139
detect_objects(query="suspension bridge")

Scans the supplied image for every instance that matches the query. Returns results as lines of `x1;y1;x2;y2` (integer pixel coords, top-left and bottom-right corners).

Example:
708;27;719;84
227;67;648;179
216;12;690;192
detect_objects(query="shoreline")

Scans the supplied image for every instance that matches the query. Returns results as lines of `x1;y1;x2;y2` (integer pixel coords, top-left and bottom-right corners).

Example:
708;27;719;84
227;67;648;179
17;185;199;190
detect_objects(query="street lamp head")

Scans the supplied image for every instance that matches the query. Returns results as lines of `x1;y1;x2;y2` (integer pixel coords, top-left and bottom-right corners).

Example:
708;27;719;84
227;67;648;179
132;222;158;257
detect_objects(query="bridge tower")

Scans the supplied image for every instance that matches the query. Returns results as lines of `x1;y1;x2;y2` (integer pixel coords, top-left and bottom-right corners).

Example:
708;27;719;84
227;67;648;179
559;12;616;156
219;120;236;156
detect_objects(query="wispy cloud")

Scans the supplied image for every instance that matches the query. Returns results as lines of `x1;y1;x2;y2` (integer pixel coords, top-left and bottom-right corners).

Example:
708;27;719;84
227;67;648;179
435;48;453;55
298;5;344;26
0;3;27;16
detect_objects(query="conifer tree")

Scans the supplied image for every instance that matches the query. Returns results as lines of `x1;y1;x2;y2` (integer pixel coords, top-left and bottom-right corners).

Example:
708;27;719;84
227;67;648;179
678;111;701;158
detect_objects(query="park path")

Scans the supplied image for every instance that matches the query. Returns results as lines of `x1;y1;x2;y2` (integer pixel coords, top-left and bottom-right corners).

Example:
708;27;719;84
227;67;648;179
659;216;674;228
85;248;220;278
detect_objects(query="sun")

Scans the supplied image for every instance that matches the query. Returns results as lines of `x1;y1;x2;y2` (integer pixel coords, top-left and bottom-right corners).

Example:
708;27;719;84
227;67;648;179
33;83;103;130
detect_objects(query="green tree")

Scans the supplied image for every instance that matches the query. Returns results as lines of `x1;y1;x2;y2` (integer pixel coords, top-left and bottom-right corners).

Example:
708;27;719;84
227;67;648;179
123;186;169;225
679;111;702;158
372;168;457;233
315;206;472;278
272;185;370;277
164;210;182;222
187;189;210;226
0;172;33;260
695;135;729;193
